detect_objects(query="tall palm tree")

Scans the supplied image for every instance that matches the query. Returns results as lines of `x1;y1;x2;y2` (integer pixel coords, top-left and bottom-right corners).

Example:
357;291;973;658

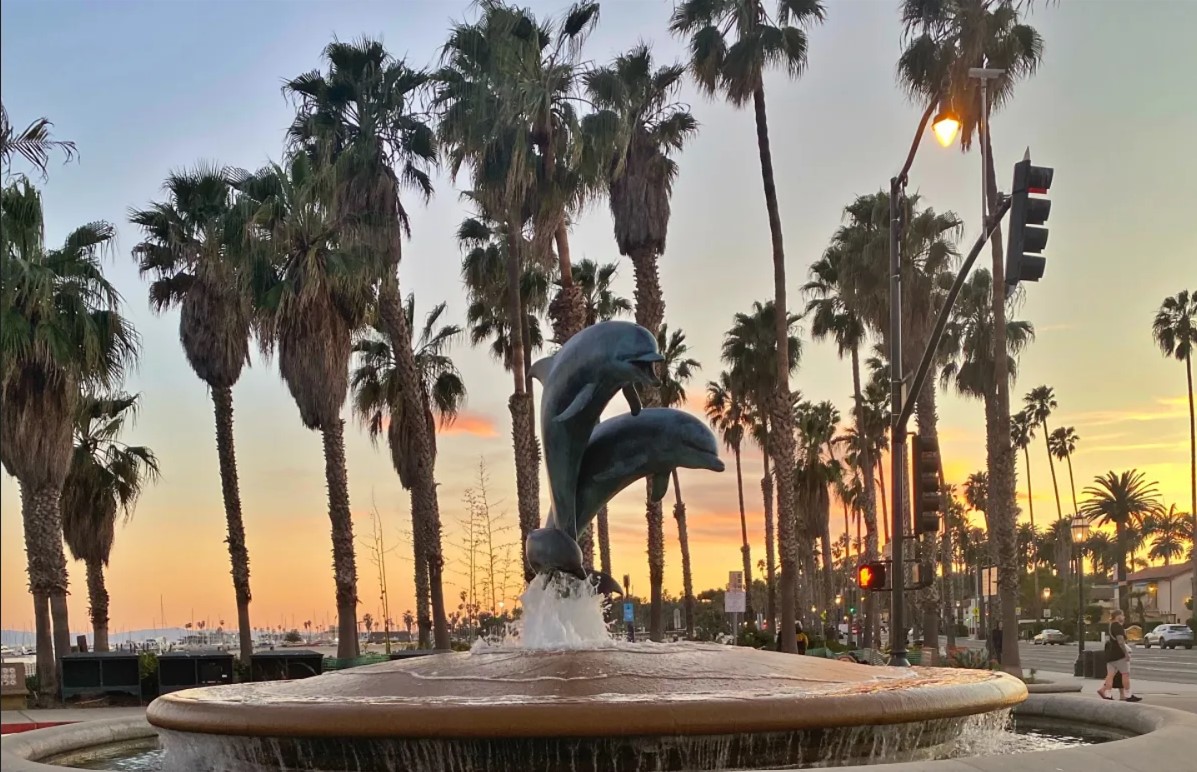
130;164;258;667
284;37;451;651
938;268;1034;399
721;301;800;633
1024;386;1064;521
0;103;77;179
1048;426;1081;516
1146;505;1189;566
1079;470;1165;614
351;296;466;648
61;393;160;652
794;399;839;624
2;180;137;693
803;246;881;642
706;371;755;624
238;154;369;658
900;0;1045;674
671;0;826;653
1009;410;1037;531
655;325;701;638
1152;289;1196;602
964;471;989;531
569;257;631;570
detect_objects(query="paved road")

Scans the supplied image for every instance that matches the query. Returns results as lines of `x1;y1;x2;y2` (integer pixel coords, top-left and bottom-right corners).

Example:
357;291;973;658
948;636;1197;684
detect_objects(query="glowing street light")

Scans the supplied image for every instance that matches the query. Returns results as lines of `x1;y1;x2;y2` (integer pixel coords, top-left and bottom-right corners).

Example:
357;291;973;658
931;109;961;147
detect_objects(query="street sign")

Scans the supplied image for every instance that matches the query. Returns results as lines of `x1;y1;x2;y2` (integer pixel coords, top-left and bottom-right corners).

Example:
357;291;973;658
728;571;744;593
725;591;746;613
1042;609;1051;619
623;602;634;623
673;608;682;631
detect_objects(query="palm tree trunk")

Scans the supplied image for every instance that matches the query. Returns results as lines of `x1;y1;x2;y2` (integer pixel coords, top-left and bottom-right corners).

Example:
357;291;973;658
377;275;451;650
85;557;109;652
1022;445;1041;614
1064;451;1079;515
579;525;595;570
21;485;59;696
209;385;254;668
1186;350;1197;608
733;444;755;623
321;420;359;659
671;470;695;639
504;224;541;580
27;484;72;676
1042;423;1064;520
646;491;666;641
851;345;879;648
913;367;942;666
942;525;955;652
984;119;1022;675
548;226;586;345
878;463;890;545
597;506;612;578
413;533;431;648
50;592;70;667
629;247;665;344
761;447;777;633
752;82;798;654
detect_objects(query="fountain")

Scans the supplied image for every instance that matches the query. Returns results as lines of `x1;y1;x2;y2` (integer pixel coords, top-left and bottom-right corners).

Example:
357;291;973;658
132;320;1030;770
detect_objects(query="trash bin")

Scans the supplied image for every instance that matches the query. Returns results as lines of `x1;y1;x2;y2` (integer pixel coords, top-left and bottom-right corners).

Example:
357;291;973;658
1082;649;1107;679
60;652;141;699
158;651;235;694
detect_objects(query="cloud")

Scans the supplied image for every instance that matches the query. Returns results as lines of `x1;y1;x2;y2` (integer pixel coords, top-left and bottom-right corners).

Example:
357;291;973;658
438;411;499;438
1059;395;1188;428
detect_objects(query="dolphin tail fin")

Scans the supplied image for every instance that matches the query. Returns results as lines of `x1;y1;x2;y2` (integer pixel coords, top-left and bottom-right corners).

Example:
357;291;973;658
530;354;555;384
553;382;595;423
586;569;623;597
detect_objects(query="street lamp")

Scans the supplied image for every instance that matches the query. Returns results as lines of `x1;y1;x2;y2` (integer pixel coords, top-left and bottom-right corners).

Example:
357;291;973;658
1071;515;1091;673
931;108;961;148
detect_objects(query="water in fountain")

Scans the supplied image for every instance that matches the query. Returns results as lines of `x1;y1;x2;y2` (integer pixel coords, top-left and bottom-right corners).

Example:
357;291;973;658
472;574;615;652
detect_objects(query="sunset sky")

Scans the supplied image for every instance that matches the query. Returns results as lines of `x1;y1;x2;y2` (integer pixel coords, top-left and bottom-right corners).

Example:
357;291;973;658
1;0;1193;637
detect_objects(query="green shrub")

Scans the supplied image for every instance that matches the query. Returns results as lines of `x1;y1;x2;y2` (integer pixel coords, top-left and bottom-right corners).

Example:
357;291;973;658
24;673;39;695
737;627;774;649
946;647;995;670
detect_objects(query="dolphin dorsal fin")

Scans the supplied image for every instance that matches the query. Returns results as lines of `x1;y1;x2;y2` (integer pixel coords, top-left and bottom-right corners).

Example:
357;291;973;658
650;472;671;502
530;354;556;384
553;382;596;423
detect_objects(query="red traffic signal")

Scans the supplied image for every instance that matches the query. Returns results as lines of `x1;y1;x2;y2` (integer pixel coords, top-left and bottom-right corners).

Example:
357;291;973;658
857;562;888;591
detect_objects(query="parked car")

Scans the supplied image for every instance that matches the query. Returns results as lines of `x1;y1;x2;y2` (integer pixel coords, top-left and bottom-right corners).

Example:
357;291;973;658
1142;624;1194;650
1033;629;1067;645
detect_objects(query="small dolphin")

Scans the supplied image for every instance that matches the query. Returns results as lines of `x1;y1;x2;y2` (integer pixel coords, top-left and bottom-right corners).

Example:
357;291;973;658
525;527;624;596
530;321;663;539
573;408;726;537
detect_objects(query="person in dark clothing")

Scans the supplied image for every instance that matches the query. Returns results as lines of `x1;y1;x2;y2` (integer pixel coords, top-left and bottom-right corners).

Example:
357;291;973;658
1099;610;1140;702
775;622;810;654
990;623;1003;662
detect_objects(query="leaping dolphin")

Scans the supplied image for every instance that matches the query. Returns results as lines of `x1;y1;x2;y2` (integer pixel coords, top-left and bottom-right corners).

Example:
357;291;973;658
529;321;663;541
525;408;725;590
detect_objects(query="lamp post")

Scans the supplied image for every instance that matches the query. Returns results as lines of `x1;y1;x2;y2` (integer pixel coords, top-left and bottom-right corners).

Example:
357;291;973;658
1071;515;1091;672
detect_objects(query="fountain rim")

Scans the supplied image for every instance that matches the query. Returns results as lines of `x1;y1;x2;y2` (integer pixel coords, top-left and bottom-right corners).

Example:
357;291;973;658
146;673;1026;739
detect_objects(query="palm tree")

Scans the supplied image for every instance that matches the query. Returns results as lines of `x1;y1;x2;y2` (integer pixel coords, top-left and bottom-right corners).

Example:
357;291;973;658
351;296;466;648
582;43;697;347
656;325;701;639
456;210;547;561
671;0;825;654
938;268;1034;400
1152;289;1196;602
1024;386;1064;521
721;301;801;633
238;154;368;659
964;471;989;531
706;371;755;624
1009;410;1037;531
2;180;137;694
61;394;160;651
0;103;77;179
899;0;1045;674
1080;470;1165;613
569;257;631;570
1048;426;1081;516
284;38;451;651
1146;505;1190;566
803;245;881;642
794;399;839;624
130;164;258;667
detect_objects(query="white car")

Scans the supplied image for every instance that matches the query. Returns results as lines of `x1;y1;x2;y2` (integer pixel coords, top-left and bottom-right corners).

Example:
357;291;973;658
1142;624;1194;650
1033;629;1067;645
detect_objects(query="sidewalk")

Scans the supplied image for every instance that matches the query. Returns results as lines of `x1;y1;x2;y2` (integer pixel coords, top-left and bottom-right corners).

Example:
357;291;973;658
0;706;145;735
1034;669;1197;714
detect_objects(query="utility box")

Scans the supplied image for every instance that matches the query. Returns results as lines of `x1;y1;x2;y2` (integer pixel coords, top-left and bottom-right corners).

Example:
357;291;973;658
0;661;27;710
158;651;235;694
60;652;141;699
250;650;323;682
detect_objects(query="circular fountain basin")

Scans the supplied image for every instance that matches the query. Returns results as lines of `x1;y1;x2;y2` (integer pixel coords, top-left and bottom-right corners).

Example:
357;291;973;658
145;643;1026;770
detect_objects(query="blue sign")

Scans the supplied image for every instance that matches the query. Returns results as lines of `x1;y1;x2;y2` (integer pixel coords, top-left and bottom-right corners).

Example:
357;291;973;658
623;602;634;623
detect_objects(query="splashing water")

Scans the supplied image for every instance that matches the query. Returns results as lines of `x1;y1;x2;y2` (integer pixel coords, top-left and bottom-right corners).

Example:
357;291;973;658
472;574;615;652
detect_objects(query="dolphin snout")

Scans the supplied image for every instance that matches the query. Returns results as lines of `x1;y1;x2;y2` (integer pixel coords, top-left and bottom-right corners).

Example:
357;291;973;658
627;352;664;385
707;456;726;473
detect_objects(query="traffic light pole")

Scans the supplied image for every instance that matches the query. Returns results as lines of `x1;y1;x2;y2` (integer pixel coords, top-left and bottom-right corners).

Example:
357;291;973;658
887;179;1012;668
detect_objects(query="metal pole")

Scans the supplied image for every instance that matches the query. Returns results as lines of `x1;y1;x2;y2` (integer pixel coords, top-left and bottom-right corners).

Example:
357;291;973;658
888;175;909;668
1077;546;1085;659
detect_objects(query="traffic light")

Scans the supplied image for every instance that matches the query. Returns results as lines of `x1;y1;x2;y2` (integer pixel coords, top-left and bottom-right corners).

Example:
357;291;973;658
1005;152;1054;287
911;434;941;534
857;562;888;591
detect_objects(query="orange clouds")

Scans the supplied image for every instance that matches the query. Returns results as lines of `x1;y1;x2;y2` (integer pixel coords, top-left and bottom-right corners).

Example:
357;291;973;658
437;411;499;438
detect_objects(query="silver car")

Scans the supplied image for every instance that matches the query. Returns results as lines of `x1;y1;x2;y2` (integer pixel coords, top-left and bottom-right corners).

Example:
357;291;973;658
1142;623;1194;650
1033;629;1067;645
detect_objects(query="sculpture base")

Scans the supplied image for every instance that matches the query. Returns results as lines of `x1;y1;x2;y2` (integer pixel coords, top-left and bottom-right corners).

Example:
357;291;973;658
148;643;1026;771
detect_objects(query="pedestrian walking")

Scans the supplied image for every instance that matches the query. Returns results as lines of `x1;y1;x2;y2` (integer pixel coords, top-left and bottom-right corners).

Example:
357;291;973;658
1098;610;1141;702
989;622;1003;663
